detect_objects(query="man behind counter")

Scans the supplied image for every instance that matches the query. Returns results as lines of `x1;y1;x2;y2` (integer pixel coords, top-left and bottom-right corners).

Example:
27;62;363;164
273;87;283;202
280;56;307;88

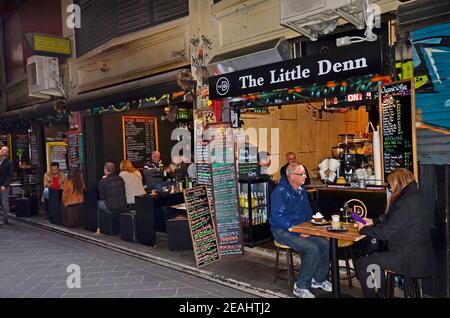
280;152;310;185
144;151;162;170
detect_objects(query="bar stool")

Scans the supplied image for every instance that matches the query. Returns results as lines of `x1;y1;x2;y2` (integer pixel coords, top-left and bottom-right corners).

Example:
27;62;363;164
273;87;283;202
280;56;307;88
274;241;296;288
385;270;423;298
338;240;356;288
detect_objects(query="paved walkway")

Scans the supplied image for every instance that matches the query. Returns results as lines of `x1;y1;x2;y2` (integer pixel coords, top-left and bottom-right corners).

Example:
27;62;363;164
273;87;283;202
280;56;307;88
0;222;254;298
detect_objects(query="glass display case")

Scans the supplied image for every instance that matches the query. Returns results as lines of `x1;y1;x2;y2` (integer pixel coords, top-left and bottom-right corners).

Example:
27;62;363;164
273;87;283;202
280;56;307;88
238;177;271;247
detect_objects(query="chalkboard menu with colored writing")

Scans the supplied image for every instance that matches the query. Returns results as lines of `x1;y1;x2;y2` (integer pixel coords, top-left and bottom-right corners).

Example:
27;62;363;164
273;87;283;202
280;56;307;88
237;145;259;179
68;130;80;169
379;80;417;181
184;186;220;268
16;133;30;166
122;116;158;168
29;132;39;166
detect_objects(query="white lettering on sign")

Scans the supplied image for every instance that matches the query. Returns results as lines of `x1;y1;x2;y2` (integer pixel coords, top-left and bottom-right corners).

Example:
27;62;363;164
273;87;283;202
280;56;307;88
318;57;368;75
238;75;264;89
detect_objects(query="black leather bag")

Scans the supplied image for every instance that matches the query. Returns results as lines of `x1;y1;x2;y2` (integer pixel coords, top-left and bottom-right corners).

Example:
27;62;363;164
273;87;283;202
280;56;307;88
359;236;388;257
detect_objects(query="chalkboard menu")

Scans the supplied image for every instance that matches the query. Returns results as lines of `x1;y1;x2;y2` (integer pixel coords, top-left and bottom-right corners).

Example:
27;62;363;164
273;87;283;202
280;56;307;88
237;145;259;179
16;133;30;166
379;80;417;180
122;116;158;168
29;132;39;166
184;186;220;268
68;130;80;169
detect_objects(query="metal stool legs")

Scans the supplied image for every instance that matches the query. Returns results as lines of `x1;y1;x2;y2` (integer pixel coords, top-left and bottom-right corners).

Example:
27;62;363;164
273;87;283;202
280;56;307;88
274;246;296;287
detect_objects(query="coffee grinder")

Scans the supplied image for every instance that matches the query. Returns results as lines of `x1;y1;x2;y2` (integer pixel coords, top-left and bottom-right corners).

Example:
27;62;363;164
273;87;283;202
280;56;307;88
338;134;355;183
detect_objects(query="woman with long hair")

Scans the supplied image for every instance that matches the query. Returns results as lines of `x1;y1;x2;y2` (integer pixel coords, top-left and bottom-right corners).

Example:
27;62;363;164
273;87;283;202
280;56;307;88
119;160;146;205
355;168;436;297
62;168;85;207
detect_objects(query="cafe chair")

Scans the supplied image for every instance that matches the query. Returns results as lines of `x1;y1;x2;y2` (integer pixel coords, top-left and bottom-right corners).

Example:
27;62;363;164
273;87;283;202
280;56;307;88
385;270;423;298
99;209;121;235
120;211;137;243
274;240;297;288
338;240;356;288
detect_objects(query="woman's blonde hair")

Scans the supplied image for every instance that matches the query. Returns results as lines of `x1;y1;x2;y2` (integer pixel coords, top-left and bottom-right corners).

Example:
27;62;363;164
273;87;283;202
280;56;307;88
120;160;137;173
386;168;416;194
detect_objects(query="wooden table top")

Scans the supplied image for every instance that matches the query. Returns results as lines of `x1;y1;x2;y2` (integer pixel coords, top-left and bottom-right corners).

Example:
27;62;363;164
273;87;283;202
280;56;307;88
289;221;366;242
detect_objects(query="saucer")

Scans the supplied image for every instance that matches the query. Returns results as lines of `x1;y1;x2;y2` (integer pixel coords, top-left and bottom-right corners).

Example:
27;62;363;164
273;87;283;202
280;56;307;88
311;219;329;225
326;225;348;232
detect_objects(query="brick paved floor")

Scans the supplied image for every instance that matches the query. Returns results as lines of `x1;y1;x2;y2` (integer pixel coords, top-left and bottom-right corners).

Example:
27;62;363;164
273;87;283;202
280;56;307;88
0;222;254;298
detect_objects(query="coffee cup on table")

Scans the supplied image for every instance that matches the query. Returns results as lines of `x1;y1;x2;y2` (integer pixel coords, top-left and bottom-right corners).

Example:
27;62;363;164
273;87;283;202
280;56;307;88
331;214;341;229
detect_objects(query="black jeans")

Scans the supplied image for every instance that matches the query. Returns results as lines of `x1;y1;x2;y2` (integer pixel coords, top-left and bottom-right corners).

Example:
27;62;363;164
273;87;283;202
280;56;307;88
355;254;387;298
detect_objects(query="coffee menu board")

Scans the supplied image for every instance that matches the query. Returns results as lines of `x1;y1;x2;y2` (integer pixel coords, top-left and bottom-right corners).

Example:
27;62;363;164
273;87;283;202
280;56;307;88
183;186;220;268
379;80;417;181
122;116;158;168
29;132;39;166
67;130;80;169
237;145;258;179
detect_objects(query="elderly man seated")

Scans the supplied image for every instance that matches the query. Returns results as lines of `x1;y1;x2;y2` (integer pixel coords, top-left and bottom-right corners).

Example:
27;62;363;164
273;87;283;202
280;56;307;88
270;163;331;298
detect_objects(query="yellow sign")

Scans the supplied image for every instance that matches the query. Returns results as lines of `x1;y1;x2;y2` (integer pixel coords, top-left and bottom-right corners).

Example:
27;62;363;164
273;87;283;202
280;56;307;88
346;199;368;218
34;34;71;56
46;142;68;172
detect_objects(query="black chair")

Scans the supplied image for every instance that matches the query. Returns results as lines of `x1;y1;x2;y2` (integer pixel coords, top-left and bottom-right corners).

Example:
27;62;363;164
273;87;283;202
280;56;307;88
166;218;192;251
48;189;63;225
135;195;156;247
120;211;137;243
386;271;424;298
99;208;122;235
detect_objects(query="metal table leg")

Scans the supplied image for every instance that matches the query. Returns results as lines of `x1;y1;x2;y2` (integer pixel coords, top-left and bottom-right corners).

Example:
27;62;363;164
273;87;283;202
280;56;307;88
330;237;340;298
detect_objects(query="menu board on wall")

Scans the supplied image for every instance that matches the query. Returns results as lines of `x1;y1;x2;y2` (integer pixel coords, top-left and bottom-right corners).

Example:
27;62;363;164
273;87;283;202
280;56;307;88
379;80;417;181
122;116;158;168
16;133;30;166
29;132;39;166
46;142;68;172
184;186;220;268
67;130;80;169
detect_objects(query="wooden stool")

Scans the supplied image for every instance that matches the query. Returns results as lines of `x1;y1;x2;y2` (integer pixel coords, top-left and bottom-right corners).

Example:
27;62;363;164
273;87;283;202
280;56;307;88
274;241;296;288
386;270;423;298
338;240;356;288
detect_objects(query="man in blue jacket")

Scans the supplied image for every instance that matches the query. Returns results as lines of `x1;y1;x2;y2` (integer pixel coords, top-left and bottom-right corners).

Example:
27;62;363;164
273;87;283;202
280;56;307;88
270;164;331;298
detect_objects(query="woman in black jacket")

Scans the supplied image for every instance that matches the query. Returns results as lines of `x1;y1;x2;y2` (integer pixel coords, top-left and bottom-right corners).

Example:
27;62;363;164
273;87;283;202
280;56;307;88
355;168;436;298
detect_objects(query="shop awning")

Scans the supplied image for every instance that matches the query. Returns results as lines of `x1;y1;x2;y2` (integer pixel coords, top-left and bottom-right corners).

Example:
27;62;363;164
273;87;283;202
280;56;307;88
65;68;191;112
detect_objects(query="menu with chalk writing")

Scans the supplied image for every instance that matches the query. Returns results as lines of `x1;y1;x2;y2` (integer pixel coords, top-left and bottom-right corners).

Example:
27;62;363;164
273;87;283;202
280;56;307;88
122;116;158;168
379;80;417;181
184;186;220;268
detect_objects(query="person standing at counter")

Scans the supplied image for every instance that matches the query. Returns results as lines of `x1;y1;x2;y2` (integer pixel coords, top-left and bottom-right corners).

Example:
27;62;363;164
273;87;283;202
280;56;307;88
119;160;146;206
270;164;331;298
280;152;310;185
354;168;436;298
144;151;162;170
0;146;13;225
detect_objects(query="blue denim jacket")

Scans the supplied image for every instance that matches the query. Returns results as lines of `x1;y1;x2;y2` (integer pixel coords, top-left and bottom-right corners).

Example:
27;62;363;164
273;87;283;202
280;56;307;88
269;176;312;234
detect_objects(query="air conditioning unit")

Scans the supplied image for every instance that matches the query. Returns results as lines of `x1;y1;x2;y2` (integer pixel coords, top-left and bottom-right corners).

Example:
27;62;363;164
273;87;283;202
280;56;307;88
27;55;63;98
281;0;371;41
208;37;292;75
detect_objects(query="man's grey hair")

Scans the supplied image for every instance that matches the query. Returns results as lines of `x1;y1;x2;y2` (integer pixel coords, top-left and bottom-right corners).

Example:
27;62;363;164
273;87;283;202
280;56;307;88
286;164;304;177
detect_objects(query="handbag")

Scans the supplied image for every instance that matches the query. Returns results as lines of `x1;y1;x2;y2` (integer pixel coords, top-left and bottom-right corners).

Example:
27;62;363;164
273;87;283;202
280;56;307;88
359;236;388;257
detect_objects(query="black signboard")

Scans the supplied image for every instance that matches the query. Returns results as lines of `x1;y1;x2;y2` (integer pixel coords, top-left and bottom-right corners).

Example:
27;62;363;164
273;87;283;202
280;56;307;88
122;116;158;168
29;132;39;166
184;186;220;268
237;144;258;179
379;80;417;181
211;162;243;256
209;41;383;99
68;130;80;169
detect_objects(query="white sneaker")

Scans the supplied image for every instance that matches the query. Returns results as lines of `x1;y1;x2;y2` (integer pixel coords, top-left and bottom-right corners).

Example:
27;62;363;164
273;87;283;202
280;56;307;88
293;283;316;298
311;278;332;292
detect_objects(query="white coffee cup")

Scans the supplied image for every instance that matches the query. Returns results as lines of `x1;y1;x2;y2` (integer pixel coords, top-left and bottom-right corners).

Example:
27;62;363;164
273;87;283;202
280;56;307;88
331;214;341;229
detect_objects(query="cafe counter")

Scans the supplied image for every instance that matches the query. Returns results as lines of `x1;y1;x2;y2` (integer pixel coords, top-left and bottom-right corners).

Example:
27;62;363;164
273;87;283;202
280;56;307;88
306;185;387;220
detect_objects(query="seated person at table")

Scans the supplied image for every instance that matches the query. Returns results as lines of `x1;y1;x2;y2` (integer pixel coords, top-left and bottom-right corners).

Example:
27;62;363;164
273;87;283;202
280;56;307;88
62;168;85;207
144;151;162;170
98;162;127;213
42;162;66;205
119;160;146;205
280;152;310;185
270;164;331;298
355;168;436;298
165;155;188;181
